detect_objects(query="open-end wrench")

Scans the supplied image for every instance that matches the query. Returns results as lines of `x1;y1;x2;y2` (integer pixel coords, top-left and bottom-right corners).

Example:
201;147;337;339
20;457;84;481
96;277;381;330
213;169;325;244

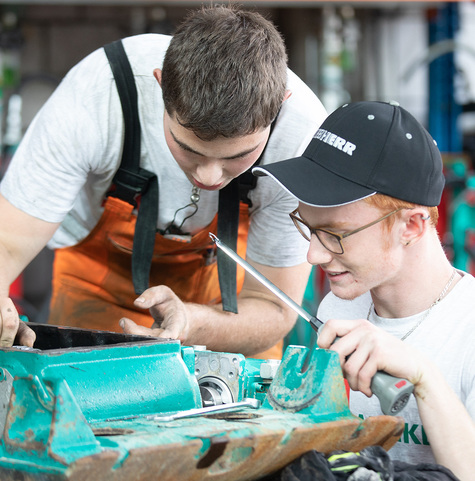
106;398;260;423
209;233;414;416
149;398;261;422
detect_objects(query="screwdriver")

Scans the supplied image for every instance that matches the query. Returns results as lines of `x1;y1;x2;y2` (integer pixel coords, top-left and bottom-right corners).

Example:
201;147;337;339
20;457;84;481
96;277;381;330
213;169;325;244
209;233;414;416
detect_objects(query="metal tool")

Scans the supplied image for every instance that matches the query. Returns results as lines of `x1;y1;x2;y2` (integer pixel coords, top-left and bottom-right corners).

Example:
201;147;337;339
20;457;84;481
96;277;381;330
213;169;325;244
209;233;414;416
105;398;260;422
209;234;323;332
149;398;260;422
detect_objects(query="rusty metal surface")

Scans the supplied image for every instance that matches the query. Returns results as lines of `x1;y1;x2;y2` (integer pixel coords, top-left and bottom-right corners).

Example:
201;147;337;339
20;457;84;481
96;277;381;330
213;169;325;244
0;326;404;481
0;415;403;481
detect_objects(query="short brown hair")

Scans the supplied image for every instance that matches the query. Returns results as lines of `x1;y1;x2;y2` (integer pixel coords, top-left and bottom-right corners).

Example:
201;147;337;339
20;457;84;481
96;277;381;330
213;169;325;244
364;193;439;229
161;5;288;140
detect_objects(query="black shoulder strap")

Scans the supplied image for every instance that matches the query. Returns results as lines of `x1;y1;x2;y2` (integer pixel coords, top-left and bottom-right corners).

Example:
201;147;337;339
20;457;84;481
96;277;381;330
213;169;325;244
104;40;158;295
239;115;279;207
217;180;241;313
217;116;279;313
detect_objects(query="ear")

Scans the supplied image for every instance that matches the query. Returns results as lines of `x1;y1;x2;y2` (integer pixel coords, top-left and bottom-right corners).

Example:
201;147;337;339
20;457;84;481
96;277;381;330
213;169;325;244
400;209;431;247
153;68;162;86
283;90;292;103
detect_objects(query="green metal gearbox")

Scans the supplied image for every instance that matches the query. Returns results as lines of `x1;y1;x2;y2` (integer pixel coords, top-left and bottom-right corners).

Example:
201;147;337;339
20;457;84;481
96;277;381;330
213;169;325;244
0;323;402;481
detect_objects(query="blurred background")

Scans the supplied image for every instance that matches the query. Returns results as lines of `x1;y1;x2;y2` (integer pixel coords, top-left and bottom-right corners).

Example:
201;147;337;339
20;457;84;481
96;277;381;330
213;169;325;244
1;1;474;346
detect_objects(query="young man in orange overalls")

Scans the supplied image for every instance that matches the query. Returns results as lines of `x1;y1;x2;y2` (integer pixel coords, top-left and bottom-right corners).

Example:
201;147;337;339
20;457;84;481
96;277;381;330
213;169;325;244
0;6;326;358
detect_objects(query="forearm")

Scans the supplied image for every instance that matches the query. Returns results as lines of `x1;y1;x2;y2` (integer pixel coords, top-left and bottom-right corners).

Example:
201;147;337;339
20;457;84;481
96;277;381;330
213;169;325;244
0;244;27;298
182;260;311;355
123;262;312;356
183;297;297;356
0;194;58;346
0;193;59;296
0;242;39;346
415;367;475;481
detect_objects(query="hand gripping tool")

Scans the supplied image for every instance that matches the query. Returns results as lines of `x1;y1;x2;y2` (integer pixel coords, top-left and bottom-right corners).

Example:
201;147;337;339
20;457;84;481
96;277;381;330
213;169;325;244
209;233;414;416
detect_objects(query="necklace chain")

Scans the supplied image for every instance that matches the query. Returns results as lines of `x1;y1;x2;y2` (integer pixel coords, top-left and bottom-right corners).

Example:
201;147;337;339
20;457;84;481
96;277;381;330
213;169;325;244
163;185;201;235
366;268;457;341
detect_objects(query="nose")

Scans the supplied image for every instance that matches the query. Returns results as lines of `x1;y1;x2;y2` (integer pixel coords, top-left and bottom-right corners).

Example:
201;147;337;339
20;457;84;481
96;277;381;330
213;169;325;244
307;234;333;266
195;160;223;187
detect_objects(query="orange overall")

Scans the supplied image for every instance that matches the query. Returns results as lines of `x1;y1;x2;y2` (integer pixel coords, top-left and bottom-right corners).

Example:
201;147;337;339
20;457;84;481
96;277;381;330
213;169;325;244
49;197;283;359
48;39;282;360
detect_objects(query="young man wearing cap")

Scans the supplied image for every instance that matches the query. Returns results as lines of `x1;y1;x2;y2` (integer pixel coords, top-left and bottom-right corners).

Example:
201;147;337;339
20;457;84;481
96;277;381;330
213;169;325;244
254;101;475;480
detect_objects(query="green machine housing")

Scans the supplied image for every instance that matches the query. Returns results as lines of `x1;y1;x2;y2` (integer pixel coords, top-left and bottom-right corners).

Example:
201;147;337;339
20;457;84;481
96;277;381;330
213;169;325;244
0;323;403;481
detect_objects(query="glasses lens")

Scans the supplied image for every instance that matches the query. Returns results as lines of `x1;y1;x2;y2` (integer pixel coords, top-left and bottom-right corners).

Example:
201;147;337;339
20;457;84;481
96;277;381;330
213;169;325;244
315;230;344;254
291;215;311;241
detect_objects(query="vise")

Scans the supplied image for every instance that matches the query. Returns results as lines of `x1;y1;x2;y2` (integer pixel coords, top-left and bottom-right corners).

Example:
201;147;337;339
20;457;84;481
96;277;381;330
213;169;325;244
0;323;403;480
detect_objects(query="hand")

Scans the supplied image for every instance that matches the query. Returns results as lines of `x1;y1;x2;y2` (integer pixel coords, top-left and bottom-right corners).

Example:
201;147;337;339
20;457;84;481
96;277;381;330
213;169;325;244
0;297;36;347
317;318;424;397
119;285;190;342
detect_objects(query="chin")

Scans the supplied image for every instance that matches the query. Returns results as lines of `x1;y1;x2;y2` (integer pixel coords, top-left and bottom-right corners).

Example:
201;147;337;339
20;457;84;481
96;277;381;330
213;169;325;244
330;286;364;302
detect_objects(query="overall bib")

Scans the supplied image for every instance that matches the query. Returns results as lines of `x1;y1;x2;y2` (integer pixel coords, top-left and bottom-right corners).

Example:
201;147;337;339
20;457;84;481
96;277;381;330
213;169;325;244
49;40;282;360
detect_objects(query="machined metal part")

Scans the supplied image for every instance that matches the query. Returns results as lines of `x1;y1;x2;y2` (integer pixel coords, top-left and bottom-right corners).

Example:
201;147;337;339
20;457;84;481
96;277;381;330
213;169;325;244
195;350;245;406
260;360;281;380
199;377;233;406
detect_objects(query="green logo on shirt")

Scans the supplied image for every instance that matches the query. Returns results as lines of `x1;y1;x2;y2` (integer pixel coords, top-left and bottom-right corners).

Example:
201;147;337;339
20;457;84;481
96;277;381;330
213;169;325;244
358;414;430;445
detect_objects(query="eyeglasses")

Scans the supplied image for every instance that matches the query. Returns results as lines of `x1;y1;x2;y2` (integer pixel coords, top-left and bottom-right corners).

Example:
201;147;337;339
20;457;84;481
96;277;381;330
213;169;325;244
289;207;405;255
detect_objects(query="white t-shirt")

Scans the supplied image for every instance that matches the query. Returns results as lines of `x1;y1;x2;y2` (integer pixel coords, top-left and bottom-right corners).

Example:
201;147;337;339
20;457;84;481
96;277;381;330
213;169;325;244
317;271;475;465
0;34;327;268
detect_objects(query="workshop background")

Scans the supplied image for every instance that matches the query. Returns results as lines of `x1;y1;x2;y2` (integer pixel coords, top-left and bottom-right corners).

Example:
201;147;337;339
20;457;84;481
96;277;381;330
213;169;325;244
1;0;474;348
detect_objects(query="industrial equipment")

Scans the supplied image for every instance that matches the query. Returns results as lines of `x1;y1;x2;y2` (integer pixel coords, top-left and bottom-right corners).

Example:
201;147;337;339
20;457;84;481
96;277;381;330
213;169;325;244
0;323;403;481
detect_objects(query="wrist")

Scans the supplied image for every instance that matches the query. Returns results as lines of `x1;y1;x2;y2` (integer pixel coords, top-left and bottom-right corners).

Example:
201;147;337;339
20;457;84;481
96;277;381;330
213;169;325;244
412;360;446;402
180;302;204;344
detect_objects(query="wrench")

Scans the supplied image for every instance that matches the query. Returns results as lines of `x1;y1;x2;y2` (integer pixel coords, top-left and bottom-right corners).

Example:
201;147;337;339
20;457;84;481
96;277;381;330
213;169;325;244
105;398;260;423
149;398;261;422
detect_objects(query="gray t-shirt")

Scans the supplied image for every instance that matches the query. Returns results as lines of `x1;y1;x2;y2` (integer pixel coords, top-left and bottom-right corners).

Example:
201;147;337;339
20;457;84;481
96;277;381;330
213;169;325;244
317;271;475;465
1;33;327;268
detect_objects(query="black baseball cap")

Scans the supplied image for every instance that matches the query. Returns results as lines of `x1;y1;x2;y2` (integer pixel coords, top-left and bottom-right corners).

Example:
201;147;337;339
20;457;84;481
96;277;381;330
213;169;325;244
254;101;445;207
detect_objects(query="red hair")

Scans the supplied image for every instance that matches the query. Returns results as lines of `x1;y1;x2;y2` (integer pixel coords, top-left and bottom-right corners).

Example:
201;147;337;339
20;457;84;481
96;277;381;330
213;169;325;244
363;194;439;230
